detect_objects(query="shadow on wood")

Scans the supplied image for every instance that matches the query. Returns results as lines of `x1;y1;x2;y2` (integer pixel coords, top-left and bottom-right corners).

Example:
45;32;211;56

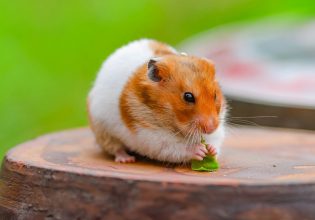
0;127;315;219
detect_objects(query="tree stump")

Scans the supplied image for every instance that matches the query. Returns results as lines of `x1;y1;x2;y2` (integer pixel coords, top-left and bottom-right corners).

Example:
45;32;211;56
0;127;315;220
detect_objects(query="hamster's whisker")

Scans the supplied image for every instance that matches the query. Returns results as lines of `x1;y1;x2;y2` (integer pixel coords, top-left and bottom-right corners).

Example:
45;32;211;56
226;121;261;128
190;122;200;146
190;128;196;146
170;130;182;139
190;129;197;146
170;124;190;139
185;122;196;147
192;122;199;144
186;125;195;146
225;115;277;127
193;131;198;146
198;127;202;142
173;128;185;137
183;127;192;146
185;123;194;139
226;122;245;127
228;119;262;127
191;127;197;146
228;116;277;119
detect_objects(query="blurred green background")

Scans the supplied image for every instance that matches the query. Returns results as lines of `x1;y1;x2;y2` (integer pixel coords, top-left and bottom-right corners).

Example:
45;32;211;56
0;0;314;161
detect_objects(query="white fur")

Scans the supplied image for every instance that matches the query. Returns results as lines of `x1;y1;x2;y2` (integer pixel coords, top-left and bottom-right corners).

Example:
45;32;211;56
89;39;225;163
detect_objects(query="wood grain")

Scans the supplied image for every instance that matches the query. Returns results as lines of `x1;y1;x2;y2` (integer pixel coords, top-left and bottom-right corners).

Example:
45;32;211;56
1;127;315;219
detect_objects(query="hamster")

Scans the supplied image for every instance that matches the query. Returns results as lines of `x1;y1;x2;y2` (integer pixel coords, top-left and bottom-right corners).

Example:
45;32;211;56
88;39;226;163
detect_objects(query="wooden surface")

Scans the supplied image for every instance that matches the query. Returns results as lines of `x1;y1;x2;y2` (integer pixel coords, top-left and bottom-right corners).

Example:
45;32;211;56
1;127;315;219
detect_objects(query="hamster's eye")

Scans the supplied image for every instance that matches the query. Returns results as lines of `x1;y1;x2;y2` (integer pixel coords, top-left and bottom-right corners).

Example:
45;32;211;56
183;92;195;103
214;93;217;101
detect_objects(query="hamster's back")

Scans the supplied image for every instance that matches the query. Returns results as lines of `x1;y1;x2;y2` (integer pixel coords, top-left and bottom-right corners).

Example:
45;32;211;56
92;39;155;95
89;39;161;133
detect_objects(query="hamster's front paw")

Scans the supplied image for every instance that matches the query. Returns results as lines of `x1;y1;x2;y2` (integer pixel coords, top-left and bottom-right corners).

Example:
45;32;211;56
206;144;217;157
114;149;136;163
191;144;208;161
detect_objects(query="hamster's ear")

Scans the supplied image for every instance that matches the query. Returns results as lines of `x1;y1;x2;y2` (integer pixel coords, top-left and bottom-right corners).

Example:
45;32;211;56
201;57;216;76
202;57;214;65
147;58;162;82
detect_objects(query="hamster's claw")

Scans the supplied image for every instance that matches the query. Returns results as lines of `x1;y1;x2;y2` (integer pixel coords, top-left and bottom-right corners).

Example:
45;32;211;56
114;149;136;163
192;144;208;161
206;144;217;156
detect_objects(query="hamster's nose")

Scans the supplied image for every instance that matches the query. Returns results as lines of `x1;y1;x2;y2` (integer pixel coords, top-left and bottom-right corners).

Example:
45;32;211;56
198;117;217;134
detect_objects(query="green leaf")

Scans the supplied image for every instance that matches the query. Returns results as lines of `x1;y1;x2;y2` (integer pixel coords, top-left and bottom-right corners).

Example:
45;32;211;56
191;136;219;172
191;155;219;172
